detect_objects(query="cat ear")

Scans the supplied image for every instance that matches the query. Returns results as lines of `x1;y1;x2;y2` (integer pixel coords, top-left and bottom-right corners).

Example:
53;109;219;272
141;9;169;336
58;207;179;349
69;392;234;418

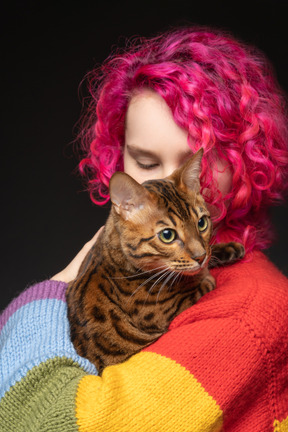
168;148;203;192
181;148;203;192
109;172;150;220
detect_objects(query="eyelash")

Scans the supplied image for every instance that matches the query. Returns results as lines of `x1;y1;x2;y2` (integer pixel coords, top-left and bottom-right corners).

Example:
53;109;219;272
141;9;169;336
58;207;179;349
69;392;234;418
136;161;159;170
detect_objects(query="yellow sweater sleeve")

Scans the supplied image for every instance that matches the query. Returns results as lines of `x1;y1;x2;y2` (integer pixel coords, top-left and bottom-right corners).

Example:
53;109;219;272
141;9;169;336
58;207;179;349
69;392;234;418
75;351;223;432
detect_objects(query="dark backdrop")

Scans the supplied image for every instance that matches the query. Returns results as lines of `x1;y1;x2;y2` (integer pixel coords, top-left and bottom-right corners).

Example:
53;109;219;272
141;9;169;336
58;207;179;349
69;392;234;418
1;0;288;311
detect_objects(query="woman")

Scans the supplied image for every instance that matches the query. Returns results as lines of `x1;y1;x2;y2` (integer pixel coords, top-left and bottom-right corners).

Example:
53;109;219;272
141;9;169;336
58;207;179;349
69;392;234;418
1;26;288;431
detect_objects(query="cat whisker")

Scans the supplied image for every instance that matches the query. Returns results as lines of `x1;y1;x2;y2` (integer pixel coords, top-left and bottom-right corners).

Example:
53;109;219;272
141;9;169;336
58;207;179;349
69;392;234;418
138;268;169;289
169;270;183;289
156;271;177;303
111;265;168;280
126;267;169;303
150;269;171;292
143;268;171;304
134;264;168;276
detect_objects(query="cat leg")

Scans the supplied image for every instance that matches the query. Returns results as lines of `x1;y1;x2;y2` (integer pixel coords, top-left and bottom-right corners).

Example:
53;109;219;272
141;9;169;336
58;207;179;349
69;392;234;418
192;273;216;303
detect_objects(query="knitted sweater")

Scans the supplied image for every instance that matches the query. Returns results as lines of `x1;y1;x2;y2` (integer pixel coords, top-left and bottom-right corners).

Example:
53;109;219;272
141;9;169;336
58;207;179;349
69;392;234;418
0;251;288;431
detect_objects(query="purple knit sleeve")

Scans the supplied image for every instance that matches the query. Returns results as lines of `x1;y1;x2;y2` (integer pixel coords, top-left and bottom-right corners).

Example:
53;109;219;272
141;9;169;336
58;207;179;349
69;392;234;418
0;280;67;331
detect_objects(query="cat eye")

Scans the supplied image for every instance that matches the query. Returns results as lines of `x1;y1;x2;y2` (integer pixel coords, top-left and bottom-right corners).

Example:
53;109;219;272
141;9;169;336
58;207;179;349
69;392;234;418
198;217;208;232
158;229;177;243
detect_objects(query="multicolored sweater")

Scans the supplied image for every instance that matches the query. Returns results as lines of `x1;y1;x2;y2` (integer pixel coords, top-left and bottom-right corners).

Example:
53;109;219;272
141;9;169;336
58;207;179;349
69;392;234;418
0;251;288;431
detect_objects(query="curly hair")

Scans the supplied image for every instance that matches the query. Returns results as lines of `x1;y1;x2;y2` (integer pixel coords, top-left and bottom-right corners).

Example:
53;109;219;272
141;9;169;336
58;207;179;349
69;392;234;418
78;26;288;253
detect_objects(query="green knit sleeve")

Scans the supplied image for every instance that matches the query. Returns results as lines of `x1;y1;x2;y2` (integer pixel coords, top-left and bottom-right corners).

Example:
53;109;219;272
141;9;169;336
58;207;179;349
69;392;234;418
0;357;86;432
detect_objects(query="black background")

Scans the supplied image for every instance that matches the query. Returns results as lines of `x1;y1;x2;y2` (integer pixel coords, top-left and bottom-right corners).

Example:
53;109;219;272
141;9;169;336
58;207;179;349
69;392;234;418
1;0;288;311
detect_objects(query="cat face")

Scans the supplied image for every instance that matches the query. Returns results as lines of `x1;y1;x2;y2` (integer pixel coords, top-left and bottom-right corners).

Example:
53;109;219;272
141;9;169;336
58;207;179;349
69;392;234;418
109;150;212;275
121;185;212;275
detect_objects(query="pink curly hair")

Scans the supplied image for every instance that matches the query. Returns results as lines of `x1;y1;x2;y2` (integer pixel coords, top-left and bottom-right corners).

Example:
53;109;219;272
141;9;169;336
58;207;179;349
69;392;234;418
78;26;288;253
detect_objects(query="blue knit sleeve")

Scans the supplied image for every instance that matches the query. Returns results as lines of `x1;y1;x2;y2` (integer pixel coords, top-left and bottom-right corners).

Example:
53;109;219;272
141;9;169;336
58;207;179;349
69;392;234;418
0;280;97;399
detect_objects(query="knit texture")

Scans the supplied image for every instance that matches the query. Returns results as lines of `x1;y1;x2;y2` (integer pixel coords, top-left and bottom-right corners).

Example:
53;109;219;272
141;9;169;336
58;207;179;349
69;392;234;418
0;357;84;431
0;252;288;431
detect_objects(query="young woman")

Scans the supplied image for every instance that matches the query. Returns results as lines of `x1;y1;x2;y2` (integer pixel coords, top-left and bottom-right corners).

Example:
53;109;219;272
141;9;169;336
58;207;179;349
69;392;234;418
1;26;288;431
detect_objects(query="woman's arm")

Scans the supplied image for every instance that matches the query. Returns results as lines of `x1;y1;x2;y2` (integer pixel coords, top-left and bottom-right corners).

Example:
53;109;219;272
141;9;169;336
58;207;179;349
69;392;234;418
2;251;287;431
0;278;223;432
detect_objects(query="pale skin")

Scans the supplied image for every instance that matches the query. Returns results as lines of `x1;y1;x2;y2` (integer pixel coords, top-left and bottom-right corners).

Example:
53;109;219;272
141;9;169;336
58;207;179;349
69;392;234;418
52;90;232;283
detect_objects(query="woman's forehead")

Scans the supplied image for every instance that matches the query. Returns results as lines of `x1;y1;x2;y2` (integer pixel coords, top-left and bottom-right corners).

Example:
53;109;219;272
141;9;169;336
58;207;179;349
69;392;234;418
125;91;190;156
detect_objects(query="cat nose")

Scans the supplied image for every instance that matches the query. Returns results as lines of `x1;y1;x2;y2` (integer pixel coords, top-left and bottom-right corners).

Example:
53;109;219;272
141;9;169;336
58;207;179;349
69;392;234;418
194;253;206;264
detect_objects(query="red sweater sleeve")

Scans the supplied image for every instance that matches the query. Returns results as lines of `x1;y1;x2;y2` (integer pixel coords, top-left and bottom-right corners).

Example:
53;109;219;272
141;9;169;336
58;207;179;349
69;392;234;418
75;252;288;431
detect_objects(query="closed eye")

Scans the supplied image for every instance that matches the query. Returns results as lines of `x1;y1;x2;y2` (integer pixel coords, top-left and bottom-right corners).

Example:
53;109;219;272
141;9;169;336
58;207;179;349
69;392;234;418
136;161;160;170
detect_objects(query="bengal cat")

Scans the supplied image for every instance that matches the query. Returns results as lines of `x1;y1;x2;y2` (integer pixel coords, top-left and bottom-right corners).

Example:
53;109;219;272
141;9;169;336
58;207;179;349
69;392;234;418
66;149;244;374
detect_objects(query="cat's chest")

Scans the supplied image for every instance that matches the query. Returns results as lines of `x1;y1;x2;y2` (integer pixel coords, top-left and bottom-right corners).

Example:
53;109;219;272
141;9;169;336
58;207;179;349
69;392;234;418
80;265;195;334
114;277;198;332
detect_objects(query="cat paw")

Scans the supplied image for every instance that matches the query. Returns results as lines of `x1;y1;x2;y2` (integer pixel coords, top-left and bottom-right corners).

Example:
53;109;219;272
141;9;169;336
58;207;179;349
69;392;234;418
210;242;245;268
193;274;216;303
201;274;216;293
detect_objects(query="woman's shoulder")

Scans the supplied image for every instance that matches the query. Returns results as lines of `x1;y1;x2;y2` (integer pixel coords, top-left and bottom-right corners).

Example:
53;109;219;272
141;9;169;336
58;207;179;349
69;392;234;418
163;251;288;383
214;251;288;319
148;252;288;428
213;250;288;313
213;250;288;290
170;251;288;335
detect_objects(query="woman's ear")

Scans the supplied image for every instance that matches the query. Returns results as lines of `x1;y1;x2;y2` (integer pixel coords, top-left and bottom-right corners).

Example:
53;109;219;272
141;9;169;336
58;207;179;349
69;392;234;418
109;172;151;220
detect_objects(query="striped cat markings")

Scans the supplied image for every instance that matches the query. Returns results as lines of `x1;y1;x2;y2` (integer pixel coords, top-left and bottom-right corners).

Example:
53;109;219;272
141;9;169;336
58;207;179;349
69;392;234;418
66;149;244;374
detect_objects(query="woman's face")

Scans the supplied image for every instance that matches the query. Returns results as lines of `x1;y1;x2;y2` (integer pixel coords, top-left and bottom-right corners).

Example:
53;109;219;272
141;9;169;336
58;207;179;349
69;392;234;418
123;90;232;196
